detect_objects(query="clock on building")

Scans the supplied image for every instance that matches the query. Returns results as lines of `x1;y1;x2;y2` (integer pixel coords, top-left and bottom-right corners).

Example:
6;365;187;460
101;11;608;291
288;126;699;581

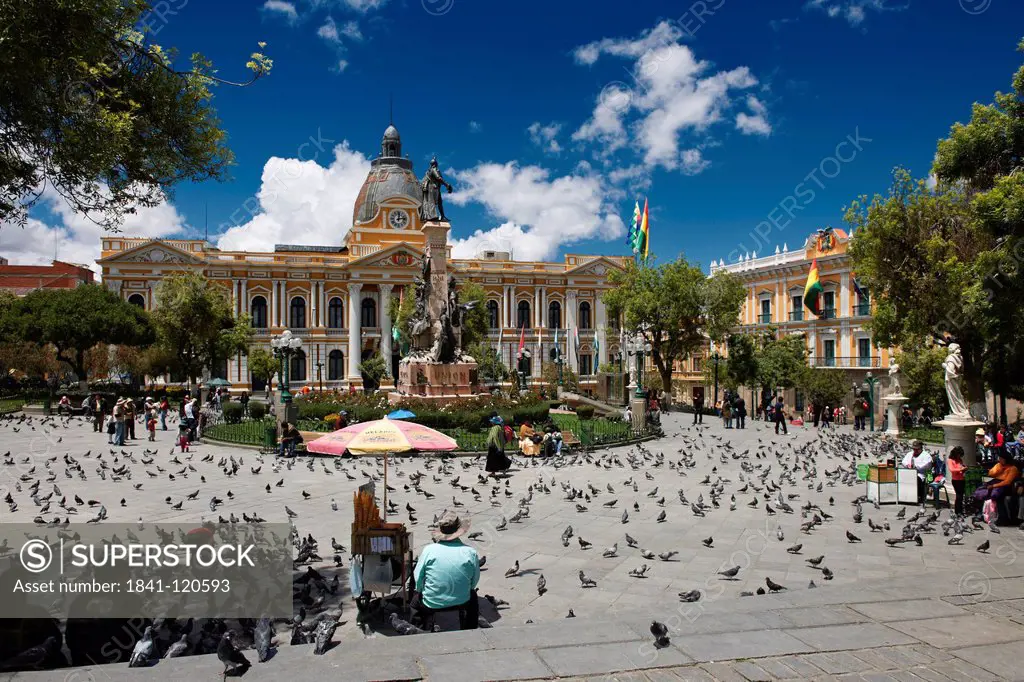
388;209;410;229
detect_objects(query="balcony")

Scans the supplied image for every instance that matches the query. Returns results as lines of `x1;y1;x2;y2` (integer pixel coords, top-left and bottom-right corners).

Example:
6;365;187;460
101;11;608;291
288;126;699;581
757;313;772;324
809;355;882;369
325;328;346;336
820;308;837;320
854;303;871;316
789;311;804;322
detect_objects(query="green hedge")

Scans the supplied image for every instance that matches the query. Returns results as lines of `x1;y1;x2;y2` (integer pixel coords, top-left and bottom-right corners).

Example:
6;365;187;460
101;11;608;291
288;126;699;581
295;398;550;434
222;403;244;424
902;427;945;445
249;402;267;420
0;398;25;415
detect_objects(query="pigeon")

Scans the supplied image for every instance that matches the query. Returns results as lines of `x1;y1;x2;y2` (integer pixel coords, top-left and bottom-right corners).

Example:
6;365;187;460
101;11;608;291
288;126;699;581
702;536;714;548
579;570;597;587
658;551;678;561
578;537;592;550
822;566;834;580
602;543;618;558
650;621;670;648
128;626;154;667
254;618;274;662
390;612;427;635
164;633;189;659
786;544;803;554
846;530;861;543
765;577;786;592
313;617;339;655
217;631;250;678
977;539;990;553
806;555;824;567
566;609;576;618
537;574;547;596
504;561;520;578
718;565;741;579
678;589;701;602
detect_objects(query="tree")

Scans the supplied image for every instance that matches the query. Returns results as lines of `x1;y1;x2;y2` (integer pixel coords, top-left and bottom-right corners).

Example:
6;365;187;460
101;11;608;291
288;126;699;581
0;0;272;229
359;352;387;391
247;347;277;386
724;333;759;390
542;361;579;395
389;285;417;352
603;257;745;406
467;342;507;383
755;331;807;395
151;272;243;386
0;285;154;390
799;368;852;413
456;280;489;348
894;343;948;414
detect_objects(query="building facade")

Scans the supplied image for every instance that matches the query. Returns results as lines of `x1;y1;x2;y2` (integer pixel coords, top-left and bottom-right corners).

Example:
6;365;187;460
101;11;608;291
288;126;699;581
702;227;892;416
0;259;94;295
97;125;628;392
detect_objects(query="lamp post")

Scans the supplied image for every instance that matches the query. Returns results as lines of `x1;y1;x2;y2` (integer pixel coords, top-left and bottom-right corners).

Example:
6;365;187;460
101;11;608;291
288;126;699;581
315;361;324;393
626;337;652;398
864;372;879;432
270;330;303;405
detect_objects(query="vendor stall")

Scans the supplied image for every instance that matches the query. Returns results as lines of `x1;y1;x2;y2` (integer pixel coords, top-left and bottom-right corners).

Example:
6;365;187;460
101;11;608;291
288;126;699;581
897;467;920;504
866;463;897;504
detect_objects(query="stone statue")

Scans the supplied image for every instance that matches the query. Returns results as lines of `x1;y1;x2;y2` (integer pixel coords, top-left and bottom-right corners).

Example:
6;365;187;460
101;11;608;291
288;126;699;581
887;358;902;396
420;157;453;222
942;343;970;418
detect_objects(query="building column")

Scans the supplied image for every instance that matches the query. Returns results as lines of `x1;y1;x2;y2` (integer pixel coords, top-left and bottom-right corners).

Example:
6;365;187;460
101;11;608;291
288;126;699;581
775;279;783;324
596;298;608;366
379;284;393;374
320;281;327;328
840;271;850;319
240;280;248;316
271;280;279;328
310;282;318;328
348;283;362;382
566;290;578;372
502;285;510;328
534;287;541;328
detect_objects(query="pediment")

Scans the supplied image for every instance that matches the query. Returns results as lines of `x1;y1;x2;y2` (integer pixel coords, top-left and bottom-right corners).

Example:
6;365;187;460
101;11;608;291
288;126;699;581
349;242;425;268
566;256;623;277
98;240;205;266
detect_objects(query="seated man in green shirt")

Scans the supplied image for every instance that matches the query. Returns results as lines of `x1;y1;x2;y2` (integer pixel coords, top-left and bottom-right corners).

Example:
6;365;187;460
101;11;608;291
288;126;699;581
411;511;480;630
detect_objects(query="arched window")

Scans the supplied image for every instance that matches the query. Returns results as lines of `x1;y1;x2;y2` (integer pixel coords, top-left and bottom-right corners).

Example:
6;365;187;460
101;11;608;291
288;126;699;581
487;300;499;329
548;300;561;329
361;297;377;328
290;349;306;382
127;293;146;309
328;297;344;328
289;296;306;329
328;350;344;380
251;296;268;328
517;301;531;329
579;301;592;330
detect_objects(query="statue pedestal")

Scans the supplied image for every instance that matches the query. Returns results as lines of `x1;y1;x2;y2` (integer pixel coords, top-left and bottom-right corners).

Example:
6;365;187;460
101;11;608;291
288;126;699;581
883;395;906;437
630;396;648;431
389;359;487;406
933;416;985;466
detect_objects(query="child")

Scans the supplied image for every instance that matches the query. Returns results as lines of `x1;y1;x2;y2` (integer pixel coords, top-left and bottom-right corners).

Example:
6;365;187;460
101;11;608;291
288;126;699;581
177;423;190;453
106;414;116;444
146;408;157;442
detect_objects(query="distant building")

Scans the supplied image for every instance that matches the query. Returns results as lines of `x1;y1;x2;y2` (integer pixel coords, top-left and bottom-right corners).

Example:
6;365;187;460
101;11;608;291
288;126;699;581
0;259;94;296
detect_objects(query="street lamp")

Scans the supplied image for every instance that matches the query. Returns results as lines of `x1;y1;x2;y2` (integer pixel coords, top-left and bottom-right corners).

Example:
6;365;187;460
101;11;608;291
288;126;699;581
516;349;531;392
626;337;652;398
864;372;879;432
315;361;324;393
270;330;303;404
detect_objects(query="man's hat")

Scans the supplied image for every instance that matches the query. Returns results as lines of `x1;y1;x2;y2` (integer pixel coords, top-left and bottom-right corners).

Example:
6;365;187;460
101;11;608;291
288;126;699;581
432;511;471;542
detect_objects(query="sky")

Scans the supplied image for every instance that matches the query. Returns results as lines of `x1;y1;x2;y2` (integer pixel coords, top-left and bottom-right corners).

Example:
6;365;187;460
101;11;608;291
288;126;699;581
3;0;1023;273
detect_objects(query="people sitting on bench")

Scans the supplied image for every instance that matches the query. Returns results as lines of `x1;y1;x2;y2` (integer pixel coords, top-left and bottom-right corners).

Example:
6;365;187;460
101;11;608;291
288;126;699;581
972;451;1019;520
411;511;480;631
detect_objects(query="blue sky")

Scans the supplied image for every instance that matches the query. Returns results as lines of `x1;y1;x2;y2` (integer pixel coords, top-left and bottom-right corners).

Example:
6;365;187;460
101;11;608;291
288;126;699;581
4;0;1023;271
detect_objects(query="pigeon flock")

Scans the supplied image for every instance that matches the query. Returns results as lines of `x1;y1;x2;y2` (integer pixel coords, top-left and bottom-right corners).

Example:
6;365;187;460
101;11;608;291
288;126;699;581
0;409;1008;673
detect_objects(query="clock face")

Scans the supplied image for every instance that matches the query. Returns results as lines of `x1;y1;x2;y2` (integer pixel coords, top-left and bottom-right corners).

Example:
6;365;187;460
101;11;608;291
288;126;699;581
388;209;410;229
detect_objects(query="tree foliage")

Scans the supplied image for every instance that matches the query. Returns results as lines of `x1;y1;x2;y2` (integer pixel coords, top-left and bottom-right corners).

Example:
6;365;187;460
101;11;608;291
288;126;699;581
0;0;271;229
894;343;948;413
0;285;153;386
798;368;852;410
247;347;277;384
467;342;507;383
457;280;489;348
151;272;247;385
542;361;579;395
359;352;387;390
603;257;744;404
755;331;807;392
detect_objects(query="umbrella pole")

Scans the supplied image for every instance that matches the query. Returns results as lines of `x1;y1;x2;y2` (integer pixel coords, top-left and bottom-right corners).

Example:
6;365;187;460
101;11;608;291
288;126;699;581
383;452;388;523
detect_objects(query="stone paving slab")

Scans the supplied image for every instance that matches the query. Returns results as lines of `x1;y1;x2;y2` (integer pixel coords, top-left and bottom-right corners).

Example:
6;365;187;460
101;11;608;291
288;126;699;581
673;628;814;662
786;623;917;651
888;614;1024;649
848;599;970;623
419;648;550;681
536;640;692;677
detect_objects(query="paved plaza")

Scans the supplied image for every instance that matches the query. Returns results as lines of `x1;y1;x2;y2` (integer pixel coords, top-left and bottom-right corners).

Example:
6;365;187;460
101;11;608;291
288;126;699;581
2;410;1023;680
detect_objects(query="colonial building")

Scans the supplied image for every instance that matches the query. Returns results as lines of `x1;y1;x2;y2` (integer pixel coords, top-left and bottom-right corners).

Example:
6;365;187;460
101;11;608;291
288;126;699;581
0;259;94;295
97;125;628;392
702;227;893;416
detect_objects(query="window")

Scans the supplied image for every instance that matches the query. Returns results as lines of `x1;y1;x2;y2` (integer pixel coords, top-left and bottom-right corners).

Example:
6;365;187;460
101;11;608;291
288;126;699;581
212;358;228;380
127;293;145;309
823;339;836;367
328;297;344;328
692;355;702;372
580;354;593;376
759;298;771;323
361;297;377;328
855;288;870;316
487;300;499;329
251;296;268;328
517;300;531;328
579;302;591;330
823;290;836;316
548;301;561;329
858;338;872;367
290;349;306;382
328;350;344;380
289;296;306;329
790;295;803;321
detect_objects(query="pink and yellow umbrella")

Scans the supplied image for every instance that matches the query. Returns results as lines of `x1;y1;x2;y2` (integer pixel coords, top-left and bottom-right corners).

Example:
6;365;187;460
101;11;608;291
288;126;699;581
306;418;458;519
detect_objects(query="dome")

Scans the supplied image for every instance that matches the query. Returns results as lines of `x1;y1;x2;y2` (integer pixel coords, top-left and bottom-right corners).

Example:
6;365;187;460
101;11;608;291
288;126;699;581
352;124;420;225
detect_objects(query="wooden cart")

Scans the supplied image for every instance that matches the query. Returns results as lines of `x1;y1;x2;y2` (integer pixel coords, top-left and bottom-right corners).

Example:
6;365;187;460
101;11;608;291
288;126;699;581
352;484;414;609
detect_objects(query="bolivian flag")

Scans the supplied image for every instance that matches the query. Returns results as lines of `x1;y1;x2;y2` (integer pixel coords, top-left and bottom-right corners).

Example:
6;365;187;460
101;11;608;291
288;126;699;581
804;259;823;316
639;198;650;259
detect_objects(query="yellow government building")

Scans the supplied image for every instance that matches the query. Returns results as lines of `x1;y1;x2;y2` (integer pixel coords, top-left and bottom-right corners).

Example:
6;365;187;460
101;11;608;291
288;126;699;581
97;124;630;392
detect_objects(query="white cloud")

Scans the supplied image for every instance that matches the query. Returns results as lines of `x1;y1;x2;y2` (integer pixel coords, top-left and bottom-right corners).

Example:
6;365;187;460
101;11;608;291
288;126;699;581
341;20;363;40
317;16;340;43
333;59;349;73
339;0;388;11
468;121;482;133
527;122;563;154
215;142;372;252
679;149;710;175
448;162;625;261
262;0;299;22
736;96;771;135
0;188;186;274
803;0;909;26
572;21;762;172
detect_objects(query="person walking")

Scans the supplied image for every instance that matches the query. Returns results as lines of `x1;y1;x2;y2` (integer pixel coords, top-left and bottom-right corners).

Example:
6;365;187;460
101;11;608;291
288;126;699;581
722;396;733;429
692;394;704;425
853;396;865;431
485;415;511;478
91;394;104;433
113;398;126;446
240;391;250;418
774;396;788;435
735;396;746;429
159;396;169;430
